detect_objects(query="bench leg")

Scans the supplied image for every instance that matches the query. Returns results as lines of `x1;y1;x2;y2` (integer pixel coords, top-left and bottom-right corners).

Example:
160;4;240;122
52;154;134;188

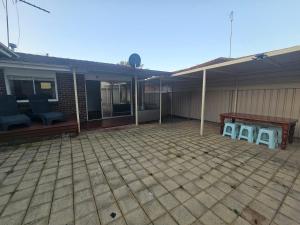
288;124;296;144
281;124;289;150
220;115;225;134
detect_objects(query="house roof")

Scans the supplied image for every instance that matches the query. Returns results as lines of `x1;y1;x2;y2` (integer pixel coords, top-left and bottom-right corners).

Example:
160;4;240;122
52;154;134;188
0;43;19;59
2;51;170;77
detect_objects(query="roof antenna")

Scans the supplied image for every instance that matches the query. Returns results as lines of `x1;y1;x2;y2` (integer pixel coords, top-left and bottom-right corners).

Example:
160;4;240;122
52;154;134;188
229;11;234;58
5;0;10;48
3;0;50;49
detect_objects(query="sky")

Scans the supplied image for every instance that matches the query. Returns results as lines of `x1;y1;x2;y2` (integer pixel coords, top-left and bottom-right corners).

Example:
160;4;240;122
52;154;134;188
0;0;299;71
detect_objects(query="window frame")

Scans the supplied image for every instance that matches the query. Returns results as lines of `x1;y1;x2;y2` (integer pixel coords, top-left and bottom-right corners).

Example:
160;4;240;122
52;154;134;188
4;69;59;103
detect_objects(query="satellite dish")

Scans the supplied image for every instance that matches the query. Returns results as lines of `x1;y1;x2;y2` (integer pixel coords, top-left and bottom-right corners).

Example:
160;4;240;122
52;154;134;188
128;53;141;68
254;53;268;61
9;43;17;51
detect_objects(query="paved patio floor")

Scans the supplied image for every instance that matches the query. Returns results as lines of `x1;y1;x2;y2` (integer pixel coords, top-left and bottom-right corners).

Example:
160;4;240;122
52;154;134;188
0;120;300;225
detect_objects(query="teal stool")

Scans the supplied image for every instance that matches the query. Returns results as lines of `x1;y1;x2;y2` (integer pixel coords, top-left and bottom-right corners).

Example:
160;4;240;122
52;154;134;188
238;125;257;143
260;126;282;144
256;128;278;150
223;122;240;139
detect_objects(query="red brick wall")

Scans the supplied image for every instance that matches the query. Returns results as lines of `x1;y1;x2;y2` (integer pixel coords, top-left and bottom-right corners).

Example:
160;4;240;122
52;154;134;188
54;73;75;118
76;74;87;122
55;73;87;122
0;70;6;96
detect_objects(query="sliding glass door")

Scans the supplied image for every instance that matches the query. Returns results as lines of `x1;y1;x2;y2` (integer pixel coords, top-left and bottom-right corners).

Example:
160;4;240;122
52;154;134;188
86;78;132;120
112;81;131;117
100;81;132;118
101;82;113;118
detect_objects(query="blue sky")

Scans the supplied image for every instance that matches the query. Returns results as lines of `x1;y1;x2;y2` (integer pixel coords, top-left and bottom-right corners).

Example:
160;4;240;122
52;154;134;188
0;0;299;71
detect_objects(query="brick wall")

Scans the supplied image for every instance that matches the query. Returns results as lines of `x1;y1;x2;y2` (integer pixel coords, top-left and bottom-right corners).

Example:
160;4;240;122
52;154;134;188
54;73;76;118
0;70;6;96
55;73;87;122
76;74;87;122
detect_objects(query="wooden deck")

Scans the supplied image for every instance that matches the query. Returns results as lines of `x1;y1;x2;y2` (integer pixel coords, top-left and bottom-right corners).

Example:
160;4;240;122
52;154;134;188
0;120;78;145
0;116;135;145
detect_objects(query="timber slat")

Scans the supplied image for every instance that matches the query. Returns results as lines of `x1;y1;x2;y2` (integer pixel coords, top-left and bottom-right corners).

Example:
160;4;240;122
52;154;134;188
0;120;78;144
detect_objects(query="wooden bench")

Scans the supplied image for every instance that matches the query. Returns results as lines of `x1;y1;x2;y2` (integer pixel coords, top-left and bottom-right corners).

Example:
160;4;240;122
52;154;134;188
220;113;298;150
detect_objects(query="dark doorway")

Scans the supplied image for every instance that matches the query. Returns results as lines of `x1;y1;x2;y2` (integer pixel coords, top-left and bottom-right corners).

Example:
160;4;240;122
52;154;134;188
86;80;102;120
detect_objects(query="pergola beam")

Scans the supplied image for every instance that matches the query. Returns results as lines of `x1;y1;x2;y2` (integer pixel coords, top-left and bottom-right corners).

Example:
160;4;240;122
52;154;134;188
173;45;300;77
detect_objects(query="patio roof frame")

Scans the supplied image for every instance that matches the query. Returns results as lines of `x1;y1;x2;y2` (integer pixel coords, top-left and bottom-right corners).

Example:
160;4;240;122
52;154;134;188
170;45;300;136
173;45;300;77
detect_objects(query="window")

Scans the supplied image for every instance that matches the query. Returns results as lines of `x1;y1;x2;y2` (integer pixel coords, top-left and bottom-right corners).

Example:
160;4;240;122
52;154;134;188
34;80;56;99
9;79;34;101
5;74;58;102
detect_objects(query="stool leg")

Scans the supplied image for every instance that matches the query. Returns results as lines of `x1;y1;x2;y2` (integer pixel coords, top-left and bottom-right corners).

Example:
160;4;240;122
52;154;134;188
238;128;242;140
231;128;236;139
248;129;253;143
269;132;275;149
256;130;262;145
222;125;228;136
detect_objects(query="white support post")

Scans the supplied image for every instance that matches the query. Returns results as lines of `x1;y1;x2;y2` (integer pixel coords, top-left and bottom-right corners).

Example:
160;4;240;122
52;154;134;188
141;82;145;110
159;76;162;124
131;78;133;116
110;83;113;117
200;69;207;136
233;87;238;113
135;75;138;126
73;68;80;133
170;83;173;118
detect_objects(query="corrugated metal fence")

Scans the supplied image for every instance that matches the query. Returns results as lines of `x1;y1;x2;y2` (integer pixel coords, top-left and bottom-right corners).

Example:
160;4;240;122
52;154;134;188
171;88;300;137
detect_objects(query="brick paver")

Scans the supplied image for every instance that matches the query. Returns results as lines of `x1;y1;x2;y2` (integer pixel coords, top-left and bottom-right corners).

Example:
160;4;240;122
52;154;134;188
0;120;300;225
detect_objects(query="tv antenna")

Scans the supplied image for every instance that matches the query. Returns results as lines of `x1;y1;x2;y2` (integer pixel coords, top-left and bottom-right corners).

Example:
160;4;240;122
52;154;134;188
4;0;50;49
229;11;234;58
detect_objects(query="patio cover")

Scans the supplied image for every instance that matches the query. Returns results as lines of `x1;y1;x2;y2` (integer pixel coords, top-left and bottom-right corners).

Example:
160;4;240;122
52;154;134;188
172;45;300;135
